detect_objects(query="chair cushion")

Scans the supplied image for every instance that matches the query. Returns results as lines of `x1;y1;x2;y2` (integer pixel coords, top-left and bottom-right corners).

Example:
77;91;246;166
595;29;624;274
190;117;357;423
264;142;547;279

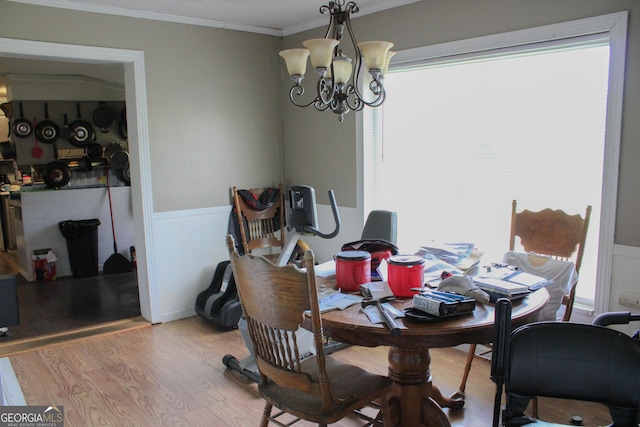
259;355;393;424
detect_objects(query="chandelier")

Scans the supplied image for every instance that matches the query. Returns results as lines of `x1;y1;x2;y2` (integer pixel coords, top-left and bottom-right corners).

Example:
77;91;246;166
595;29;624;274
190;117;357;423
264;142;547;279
279;0;394;121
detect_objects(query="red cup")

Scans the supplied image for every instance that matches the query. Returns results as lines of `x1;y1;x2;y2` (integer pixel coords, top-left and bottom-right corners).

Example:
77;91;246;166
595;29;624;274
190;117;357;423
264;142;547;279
335;251;371;292
387;255;425;297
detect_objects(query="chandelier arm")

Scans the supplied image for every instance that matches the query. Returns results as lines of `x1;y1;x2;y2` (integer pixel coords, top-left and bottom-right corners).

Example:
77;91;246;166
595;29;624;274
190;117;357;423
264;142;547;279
288;85;322;109
345;1;359;12
343;85;364;112
343;5;367;103
343;83;385;110
341;2;387;110
367;82;386;106
321;4;334;39
315;99;332;111
317;77;335;105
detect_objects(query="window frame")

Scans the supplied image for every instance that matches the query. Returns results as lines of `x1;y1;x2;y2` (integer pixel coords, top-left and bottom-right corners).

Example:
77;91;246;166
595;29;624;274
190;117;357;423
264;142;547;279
361;11;628;315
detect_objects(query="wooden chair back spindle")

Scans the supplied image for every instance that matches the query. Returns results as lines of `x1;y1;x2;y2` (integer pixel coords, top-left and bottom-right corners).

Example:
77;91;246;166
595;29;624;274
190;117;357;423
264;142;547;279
233;184;286;255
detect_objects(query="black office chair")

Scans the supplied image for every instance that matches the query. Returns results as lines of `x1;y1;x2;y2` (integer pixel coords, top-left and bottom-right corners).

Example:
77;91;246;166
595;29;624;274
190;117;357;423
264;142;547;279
491;299;640;427
361;210;397;245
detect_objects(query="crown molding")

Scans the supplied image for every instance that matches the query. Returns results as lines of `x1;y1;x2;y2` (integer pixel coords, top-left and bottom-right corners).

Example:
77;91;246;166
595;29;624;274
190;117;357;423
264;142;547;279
6;0;283;36
7;0;421;37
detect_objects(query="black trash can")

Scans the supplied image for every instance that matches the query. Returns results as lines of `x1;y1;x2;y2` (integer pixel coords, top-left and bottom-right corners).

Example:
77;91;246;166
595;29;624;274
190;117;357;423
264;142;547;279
59;219;101;278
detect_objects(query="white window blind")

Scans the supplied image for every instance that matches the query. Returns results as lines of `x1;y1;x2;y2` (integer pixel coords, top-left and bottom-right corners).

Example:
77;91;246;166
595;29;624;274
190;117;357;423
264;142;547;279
365;42;609;304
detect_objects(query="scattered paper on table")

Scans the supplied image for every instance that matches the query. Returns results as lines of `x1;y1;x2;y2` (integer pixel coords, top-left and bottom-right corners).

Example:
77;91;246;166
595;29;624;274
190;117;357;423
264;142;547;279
318;292;362;312
314;260;336;277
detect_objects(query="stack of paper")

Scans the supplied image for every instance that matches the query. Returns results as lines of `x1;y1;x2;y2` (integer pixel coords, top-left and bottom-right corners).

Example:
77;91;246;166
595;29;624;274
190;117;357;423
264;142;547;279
417;242;475;265
416;242;483;271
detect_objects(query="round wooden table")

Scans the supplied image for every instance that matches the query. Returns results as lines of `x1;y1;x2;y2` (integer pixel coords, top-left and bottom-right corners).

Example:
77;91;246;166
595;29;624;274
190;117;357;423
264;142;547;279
317;289;549;427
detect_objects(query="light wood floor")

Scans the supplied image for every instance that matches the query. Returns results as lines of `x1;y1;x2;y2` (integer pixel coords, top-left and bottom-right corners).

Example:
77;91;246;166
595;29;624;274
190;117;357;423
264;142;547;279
8;316;612;427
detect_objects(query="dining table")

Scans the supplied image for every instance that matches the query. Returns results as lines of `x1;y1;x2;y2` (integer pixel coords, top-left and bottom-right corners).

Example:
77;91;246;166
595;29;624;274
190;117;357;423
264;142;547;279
309;288;549;427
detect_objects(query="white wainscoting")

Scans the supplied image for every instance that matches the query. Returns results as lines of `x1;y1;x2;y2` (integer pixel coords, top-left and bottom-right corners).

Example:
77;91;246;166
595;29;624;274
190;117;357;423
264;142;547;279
152;206;231;323
603;244;640;335
567;244;640;336
611;244;640;295
150;204;362;323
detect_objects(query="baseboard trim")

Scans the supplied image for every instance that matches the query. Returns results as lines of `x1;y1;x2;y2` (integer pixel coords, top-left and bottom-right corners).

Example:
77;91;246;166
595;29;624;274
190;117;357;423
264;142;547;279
161;308;196;323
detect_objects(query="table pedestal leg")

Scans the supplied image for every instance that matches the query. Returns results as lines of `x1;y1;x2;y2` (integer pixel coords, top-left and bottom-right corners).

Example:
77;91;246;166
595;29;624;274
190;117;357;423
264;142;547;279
388;346;451;427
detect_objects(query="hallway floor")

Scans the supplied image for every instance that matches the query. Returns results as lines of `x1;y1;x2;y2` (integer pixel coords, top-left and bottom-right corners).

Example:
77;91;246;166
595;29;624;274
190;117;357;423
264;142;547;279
0;251;140;343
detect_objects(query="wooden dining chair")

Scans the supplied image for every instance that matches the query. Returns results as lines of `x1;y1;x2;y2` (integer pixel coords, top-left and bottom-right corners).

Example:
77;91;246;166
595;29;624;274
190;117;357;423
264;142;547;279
458;200;592;404
509;200;591;322
232;184;311;266
226;234;393;427
233;185;286;256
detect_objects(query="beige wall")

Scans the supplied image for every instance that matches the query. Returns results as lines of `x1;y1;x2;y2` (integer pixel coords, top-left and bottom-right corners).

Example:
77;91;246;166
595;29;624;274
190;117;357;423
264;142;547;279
0;0;284;212
282;0;640;247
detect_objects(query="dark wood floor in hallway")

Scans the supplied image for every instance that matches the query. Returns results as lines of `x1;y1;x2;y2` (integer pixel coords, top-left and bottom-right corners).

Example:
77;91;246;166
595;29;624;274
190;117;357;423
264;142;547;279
0;251;141;346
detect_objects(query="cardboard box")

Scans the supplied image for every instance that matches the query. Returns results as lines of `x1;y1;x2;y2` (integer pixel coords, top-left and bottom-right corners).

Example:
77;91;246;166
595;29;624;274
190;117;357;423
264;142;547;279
33;249;56;282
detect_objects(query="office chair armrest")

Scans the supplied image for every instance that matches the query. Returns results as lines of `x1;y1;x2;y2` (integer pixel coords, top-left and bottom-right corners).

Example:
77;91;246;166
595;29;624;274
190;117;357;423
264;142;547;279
593;311;640;327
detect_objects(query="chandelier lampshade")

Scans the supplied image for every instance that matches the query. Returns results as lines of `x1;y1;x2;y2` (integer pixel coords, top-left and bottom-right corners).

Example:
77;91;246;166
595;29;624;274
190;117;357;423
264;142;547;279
279;49;310;77
358;41;394;70
332;56;353;84
303;38;340;70
382;51;396;75
279;0;394;121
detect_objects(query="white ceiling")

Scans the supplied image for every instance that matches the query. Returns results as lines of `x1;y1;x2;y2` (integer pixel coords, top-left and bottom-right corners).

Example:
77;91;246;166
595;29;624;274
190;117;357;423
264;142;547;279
8;0;420;36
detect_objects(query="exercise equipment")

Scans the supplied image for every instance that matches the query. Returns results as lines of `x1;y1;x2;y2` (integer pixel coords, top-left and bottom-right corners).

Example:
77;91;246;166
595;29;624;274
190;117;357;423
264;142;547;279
195;260;241;329
223;185;341;382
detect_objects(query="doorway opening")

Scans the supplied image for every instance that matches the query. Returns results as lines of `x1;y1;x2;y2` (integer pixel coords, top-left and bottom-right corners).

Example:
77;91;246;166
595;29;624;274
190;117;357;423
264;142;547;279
0;37;158;342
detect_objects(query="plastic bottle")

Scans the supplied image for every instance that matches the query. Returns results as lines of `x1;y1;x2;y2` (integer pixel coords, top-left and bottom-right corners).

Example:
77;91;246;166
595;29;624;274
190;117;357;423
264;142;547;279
130;246;137;268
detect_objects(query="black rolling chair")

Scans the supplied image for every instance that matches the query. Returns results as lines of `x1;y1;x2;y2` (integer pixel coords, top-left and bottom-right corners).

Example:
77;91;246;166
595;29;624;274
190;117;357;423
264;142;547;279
491;299;640;427
362;210;398;245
